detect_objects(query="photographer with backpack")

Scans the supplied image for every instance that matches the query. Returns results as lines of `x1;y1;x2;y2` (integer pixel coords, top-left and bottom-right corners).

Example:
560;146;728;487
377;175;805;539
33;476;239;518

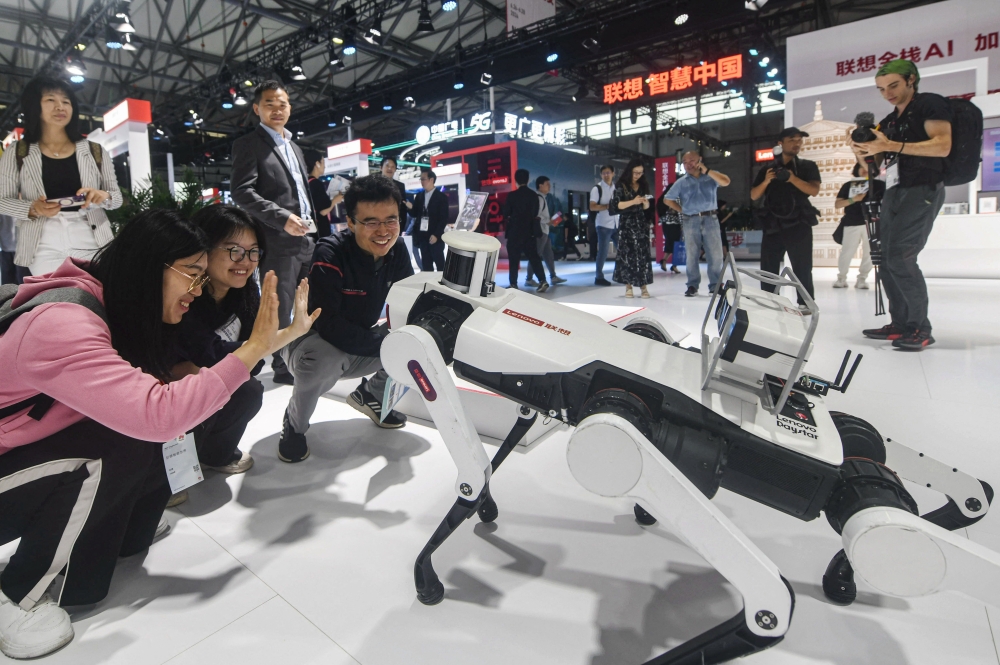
853;59;963;351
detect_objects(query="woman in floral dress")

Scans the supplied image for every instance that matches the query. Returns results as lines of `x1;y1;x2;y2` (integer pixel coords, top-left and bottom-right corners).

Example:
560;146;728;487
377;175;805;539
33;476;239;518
610;159;653;298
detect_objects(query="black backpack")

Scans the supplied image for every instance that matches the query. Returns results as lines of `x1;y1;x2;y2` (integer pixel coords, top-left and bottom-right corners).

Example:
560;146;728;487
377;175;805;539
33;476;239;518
0;283;107;422
942;97;983;187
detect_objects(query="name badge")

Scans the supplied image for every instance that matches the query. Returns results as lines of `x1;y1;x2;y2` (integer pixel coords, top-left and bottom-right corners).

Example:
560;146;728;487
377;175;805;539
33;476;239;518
420;216;430;232
848;182;869;199
382;377;409;422
885;162;900;190
162;432;204;495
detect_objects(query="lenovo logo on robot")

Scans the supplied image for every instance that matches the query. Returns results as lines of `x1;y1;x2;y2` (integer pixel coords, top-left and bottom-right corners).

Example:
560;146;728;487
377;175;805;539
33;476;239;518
502;309;571;335
776;415;818;439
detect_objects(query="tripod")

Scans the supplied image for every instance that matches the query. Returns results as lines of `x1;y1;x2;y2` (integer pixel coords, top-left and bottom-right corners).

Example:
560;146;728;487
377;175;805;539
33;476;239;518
861;156;887;316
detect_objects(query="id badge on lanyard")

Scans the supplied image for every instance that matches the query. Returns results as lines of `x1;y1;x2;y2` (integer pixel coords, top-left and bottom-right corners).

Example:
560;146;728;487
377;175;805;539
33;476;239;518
885;161;900;190
162;432;204;494
420;216;429;232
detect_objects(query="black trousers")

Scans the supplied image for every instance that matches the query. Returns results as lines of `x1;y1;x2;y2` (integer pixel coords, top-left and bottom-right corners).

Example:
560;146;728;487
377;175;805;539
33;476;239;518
880;183;944;332
662;223;682;264
0;420;170;608
193;378;263;467
260;239;314;375
760;223;815;305
507;236;545;288
0;252;28;285
587;219;598;261
562;220;582;258
416;238;446;272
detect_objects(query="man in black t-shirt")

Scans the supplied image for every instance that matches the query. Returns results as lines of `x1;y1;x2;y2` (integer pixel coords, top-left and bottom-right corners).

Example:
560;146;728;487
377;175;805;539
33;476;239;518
750;127;822;309
853;59;952;351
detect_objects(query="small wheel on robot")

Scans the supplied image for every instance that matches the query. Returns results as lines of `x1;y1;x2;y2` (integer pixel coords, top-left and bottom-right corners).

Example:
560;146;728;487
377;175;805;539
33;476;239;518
478;496;499;523
634;503;657;526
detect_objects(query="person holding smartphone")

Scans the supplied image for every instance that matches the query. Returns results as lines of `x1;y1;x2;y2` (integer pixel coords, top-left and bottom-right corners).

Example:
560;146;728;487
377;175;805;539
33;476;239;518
231;81;317;385
608;159;654;299
0;77;120;277
663;151;731;297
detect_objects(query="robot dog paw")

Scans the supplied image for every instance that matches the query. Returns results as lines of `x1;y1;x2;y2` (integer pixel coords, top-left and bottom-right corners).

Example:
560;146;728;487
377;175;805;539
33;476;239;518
822;549;857;605
478;495;499;523
634;503;658;526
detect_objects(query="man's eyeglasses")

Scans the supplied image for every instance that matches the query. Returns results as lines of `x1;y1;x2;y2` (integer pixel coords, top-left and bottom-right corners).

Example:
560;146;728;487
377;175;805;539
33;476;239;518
164;264;210;293
349;216;400;232
217;246;263;262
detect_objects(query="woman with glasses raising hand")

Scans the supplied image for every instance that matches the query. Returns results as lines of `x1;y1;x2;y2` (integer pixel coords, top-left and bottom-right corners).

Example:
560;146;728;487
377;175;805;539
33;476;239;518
277;174;414;464
166;206;291;502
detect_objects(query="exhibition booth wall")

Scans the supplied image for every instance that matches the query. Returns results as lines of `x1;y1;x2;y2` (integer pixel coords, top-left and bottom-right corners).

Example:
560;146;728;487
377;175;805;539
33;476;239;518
786;0;1000;278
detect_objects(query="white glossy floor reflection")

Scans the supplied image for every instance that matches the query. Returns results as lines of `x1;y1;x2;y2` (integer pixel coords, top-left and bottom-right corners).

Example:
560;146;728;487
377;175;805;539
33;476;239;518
8;260;1000;665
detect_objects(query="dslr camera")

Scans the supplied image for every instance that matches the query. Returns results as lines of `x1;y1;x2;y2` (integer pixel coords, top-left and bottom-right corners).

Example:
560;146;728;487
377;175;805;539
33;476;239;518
850;111;878;143
768;145;791;182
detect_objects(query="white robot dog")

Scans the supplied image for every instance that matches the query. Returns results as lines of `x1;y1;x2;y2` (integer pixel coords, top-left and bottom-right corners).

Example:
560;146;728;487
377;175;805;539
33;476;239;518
381;231;999;664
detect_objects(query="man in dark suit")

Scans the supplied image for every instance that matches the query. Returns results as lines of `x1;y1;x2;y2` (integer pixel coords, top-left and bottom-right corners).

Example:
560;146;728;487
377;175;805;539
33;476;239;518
381;156;415;265
231;80;316;384
410;169;449;271
503;168;548;292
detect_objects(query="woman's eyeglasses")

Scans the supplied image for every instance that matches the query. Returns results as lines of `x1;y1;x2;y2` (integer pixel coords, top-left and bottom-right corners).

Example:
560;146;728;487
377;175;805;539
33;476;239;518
164;264;210;293
349;216;400;232
217;246;263;262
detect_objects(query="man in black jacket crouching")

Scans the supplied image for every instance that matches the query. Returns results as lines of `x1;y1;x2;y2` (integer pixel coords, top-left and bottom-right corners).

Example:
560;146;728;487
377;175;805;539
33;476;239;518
278;174;414;463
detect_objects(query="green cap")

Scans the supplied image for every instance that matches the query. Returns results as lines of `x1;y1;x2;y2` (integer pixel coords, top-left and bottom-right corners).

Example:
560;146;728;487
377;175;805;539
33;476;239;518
875;59;920;85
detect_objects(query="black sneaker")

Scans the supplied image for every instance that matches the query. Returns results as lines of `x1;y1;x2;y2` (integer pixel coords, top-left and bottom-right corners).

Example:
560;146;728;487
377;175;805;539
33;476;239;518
348;378;407;429
595;277;612;286
892;328;935;351
684;286;698;297
272;369;295;385
862;323;905;340
278;410;309;463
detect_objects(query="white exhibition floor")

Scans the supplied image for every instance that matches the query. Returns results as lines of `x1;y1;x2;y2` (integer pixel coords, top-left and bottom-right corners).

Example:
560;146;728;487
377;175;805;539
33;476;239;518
7;259;1000;665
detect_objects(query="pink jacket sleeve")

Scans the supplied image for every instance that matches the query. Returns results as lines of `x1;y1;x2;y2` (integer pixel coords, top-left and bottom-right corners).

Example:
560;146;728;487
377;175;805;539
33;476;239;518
12;304;250;442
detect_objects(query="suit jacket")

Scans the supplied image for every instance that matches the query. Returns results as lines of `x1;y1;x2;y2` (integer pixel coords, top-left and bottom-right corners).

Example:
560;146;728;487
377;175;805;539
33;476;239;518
410;188;449;241
230;125;316;252
502;185;541;244
391;179;408;227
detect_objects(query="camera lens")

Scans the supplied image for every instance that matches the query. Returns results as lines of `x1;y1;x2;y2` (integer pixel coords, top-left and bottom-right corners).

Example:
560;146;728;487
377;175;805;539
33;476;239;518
851;126;877;143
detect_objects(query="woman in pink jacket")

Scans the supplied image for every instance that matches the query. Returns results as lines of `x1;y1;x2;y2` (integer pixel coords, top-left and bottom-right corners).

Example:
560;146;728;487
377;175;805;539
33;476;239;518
0;209;318;659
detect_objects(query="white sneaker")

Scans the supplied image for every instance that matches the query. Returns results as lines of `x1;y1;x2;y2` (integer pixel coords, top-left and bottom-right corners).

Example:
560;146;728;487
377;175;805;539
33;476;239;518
0;591;73;659
833;278;848;288
153;515;170;542
856;278;869;289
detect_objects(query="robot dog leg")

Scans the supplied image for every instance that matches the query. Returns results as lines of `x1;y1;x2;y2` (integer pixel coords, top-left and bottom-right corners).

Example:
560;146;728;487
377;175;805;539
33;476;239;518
381;325;537;604
567;413;794;665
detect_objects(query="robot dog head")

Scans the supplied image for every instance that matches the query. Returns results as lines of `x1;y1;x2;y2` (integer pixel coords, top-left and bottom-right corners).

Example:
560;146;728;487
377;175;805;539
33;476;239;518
440;231;501;298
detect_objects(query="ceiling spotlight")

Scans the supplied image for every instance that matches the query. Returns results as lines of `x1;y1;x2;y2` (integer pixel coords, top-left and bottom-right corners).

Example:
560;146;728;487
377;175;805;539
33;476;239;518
364;11;383;45
220;92;234;109
233;89;248;106
441;0;457;11
745;0;769;10
342;115;352;125
110;3;136;32
332;35;344;45
748;48;759;56
64;55;86;77
328;47;344;69
524;104;533;112
404;96;416;108
383;104;392;110
105;25;123;49
674;13;688;25
721;80;729;86
480;72;493;86
121;33;140;51
69;74;85;84
328;121;338;127
244;79;254;87
73;39;88;51
767;67;779;77
416;0;434;32
582;37;600;54
572;84;588;102
342;31;357;56
290;54;307;80
759;56;770;66
359;100;370;109
453;70;465;90
546;52;559;63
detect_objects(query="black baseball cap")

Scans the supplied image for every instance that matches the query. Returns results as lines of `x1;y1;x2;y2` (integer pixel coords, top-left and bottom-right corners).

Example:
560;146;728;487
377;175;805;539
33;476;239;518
779;127;810;139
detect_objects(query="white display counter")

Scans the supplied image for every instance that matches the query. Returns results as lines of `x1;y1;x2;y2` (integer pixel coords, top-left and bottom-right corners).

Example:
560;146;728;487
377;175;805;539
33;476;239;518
921;213;1000;279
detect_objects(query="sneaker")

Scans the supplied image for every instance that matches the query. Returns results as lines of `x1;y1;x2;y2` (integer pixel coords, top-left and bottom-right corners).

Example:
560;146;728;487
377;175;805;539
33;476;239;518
684;286;698;297
536;282;549;293
856;277;869;290
893;328;935;351
798;304;812;315
166;490;188;508
0;591;73;659
833;278;848;288
348;378;407;429
595;277;612;286
153;516;171;542
204;450;254;475
862;323;905;340
551;276;567;284
278;410;310;463
524;278;539;287
272;369;295;386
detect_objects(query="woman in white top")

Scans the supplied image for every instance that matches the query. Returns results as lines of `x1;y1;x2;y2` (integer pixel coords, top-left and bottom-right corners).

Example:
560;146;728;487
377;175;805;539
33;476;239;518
0;76;121;276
